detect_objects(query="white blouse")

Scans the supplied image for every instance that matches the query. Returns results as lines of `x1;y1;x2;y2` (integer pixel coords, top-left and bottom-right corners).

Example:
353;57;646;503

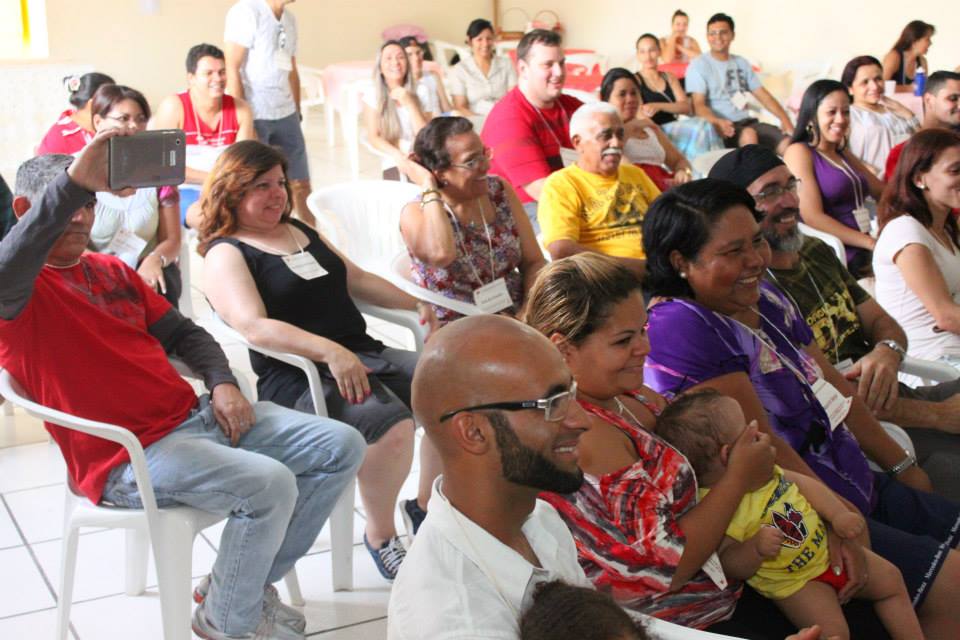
624;128;667;166
848;104;918;175
89;188;160;268
447;54;517;116
873;215;960;366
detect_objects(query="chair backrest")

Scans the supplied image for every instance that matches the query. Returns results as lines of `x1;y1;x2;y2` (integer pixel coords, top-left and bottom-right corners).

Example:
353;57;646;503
432;40;470;74
307;180;421;272
798;222;846;265
690;148;733;178
389;252;485;316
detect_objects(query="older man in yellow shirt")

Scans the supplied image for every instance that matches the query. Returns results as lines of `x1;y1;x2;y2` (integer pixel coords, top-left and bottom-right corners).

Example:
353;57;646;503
538;102;660;278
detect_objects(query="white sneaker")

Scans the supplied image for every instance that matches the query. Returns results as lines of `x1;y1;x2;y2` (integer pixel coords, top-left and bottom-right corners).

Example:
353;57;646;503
192;597;305;640
194;575;306;633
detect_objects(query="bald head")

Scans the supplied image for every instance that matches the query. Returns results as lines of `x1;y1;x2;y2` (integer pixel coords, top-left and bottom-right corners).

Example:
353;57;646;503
413;316;565;435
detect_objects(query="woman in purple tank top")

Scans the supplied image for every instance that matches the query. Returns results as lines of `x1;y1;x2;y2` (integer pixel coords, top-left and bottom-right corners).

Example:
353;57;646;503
784;80;885;279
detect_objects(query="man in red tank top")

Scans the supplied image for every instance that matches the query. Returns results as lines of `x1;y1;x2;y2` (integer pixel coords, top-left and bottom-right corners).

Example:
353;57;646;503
152;43;255;187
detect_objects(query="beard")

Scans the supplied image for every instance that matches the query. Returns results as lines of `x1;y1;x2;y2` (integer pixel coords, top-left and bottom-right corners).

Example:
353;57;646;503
762;208;805;252
488;412;584;494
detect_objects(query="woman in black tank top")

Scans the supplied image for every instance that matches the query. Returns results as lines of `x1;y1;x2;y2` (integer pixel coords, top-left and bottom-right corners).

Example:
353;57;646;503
198;140;440;581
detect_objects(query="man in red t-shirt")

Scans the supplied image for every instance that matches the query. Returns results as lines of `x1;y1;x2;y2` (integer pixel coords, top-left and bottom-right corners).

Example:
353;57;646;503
1;129;364;640
884;70;960;180
480;29;582;232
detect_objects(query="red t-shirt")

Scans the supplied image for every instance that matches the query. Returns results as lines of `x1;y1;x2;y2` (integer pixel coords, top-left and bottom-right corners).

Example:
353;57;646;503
177;92;240;147
0;254;198;503
884;140;906;181
480;87;582;203
36;109;93;156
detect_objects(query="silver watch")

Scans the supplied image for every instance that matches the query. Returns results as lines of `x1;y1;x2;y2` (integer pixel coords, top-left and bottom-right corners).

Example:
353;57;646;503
877;339;906;362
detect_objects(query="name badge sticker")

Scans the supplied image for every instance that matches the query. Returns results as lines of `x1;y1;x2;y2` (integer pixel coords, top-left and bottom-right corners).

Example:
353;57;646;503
107;228;148;269
282;252;328;280
811;378;853;431
473;277;514;314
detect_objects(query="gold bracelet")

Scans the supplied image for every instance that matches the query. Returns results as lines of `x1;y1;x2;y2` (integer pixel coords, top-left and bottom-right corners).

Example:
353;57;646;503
421;197;443;207
421;188;441;199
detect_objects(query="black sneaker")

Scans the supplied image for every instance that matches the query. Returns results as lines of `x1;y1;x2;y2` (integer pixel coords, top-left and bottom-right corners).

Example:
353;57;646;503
399;498;427;542
364;533;406;581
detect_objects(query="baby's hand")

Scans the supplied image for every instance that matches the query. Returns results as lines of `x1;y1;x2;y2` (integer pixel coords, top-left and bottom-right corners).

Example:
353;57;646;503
753;525;785;559
830;511;865;540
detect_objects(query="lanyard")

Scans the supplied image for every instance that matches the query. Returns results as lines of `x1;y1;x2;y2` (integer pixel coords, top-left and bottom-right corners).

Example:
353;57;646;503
766;268;840;363
816;150;865;211
527;94;569;150
727;308;816;390
445;199;497;287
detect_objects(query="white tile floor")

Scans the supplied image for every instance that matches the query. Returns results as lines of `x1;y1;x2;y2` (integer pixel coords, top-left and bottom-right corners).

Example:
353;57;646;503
0;108;417;638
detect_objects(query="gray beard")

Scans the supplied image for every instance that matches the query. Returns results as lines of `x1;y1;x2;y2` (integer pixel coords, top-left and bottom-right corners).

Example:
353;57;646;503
764;225;804;253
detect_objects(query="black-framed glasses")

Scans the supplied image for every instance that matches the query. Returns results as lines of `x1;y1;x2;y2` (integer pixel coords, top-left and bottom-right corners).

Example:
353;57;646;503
754;178;800;205
439;381;578;423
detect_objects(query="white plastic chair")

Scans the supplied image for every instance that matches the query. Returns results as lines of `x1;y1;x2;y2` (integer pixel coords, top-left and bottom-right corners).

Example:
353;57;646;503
798;222;846;265
297;64;325;131
207;316;360;590
307;180;420;274
177;229;197;318
900;356;960;384
0;362;305;640
432;40;470;75
388;252;485;317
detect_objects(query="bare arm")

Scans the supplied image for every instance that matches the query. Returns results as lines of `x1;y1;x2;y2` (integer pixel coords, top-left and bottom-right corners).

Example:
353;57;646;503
751;87;794;134
651;125;692;176
783;469;850;523
452;94;476;117
434;73;454;113
679;37;701;58
844;297;906;411
234;98;256;141
806;342;932;491
399;197;458;267
289;56;301;116
783;143;875;250
894;241;960;334
547;239;645;279
692;92;734;138
716;531;779;581
523;177;548;201
224;42;248;100
672;420;777;589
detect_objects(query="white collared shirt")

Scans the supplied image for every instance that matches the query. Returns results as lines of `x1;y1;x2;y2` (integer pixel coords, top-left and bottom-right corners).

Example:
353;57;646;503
387;477;590;640
223;0;297;120
447;54;517;116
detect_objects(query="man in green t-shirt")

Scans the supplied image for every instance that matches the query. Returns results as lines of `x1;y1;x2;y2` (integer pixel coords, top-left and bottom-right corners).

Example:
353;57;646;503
711;145;960;500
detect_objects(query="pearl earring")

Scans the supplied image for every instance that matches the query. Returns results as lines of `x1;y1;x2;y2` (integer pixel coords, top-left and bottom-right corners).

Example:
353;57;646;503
680;272;688;279
916;183;927;190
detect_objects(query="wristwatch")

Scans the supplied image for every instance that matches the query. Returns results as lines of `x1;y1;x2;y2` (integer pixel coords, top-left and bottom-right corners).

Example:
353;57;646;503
876;339;906;362
886;450;917;477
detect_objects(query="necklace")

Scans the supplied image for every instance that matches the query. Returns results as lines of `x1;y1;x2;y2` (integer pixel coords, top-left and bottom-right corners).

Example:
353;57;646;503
613;396;646;430
47;260;93;298
44;259;81;269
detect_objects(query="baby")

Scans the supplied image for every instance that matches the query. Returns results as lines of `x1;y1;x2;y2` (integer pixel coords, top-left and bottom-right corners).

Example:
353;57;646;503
520;580;648;640
656;389;921;640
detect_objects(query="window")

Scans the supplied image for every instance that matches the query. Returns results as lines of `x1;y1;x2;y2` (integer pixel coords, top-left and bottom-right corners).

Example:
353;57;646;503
0;0;49;59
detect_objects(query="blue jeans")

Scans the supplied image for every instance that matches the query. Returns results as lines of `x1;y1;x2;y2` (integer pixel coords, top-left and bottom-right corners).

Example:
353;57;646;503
101;398;366;635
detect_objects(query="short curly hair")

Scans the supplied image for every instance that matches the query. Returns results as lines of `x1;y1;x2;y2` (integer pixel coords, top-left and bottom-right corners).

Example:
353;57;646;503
655;389;729;480
520;580;648;640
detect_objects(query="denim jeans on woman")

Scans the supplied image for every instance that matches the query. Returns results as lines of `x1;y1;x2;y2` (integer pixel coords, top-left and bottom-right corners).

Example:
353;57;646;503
101;396;366;636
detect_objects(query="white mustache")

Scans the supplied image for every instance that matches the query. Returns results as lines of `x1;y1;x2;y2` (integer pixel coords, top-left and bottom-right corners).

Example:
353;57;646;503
601;148;622;157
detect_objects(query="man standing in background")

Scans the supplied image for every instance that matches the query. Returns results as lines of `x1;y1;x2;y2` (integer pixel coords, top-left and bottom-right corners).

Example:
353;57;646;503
224;0;315;226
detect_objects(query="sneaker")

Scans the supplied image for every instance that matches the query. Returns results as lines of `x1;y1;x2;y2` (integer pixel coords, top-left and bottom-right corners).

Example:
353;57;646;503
363;533;407;581
399;498;427;541
194;575;306;633
192;599;304;640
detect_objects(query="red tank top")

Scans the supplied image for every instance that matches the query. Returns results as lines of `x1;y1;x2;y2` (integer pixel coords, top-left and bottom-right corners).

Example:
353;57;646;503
177;91;239;147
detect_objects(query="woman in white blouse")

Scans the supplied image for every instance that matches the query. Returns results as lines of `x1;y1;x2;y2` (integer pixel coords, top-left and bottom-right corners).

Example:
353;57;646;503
400;36;455;118
447;19;517;117
873;129;960;373
842;55;919;176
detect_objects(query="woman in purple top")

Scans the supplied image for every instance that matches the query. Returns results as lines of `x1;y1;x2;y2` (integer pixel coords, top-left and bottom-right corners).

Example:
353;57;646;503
641;179;960;635
784;80;885;279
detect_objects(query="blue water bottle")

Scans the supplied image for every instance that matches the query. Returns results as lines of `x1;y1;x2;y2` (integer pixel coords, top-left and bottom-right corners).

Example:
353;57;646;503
915;67;926;96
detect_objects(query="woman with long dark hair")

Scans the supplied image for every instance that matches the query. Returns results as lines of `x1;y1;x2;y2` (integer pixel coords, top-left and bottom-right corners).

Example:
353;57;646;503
784;79;885;278
37;72;114;155
882;20;935;93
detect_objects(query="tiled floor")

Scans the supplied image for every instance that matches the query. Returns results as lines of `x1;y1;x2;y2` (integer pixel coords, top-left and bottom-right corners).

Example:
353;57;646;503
0;108;417;639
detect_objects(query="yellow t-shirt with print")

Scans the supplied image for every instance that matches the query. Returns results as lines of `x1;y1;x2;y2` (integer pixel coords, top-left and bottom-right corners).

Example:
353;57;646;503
699;465;830;600
538;163;660;259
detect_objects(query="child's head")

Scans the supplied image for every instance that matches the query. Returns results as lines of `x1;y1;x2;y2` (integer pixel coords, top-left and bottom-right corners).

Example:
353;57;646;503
656;389;749;484
520;580;648;640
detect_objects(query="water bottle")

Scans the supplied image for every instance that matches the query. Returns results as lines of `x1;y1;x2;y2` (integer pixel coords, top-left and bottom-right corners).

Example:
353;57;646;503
915;66;926;96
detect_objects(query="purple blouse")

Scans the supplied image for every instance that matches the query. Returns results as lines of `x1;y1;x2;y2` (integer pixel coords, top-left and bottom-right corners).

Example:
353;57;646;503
644;282;875;514
810;146;871;266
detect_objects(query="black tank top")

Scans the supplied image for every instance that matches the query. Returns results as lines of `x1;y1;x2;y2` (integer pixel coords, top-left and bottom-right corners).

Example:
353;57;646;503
636;72;678;126
209;219;382;406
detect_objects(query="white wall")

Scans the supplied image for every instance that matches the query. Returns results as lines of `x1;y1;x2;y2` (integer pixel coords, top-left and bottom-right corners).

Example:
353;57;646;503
507;0;958;78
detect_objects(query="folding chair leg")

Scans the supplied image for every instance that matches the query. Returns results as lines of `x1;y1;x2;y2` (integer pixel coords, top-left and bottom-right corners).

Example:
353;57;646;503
330;478;355;591
283;569;305;607
124;527;150;595
153;519;198;640
56;527;80;640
